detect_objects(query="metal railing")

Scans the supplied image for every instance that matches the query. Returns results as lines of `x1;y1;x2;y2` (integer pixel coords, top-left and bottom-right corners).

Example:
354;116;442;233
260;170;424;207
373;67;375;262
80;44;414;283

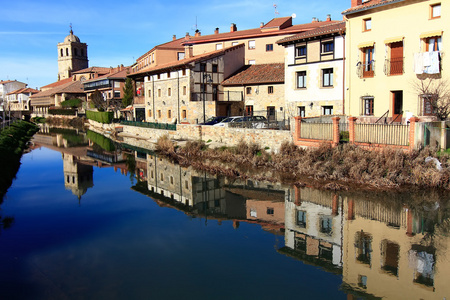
120;120;176;131
356;61;375;78
355;123;409;146
384;57;404;76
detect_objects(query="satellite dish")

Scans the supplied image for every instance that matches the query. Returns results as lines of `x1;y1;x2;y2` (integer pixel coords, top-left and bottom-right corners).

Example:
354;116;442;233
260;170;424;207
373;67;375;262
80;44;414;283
292;13;297;19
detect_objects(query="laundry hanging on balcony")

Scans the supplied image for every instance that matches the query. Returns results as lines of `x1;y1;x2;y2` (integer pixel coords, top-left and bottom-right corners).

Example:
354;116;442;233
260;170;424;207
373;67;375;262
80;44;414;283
414;51;440;74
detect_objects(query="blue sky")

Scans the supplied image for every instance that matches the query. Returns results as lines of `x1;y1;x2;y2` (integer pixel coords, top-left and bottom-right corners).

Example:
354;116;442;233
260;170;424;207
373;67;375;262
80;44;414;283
0;0;348;89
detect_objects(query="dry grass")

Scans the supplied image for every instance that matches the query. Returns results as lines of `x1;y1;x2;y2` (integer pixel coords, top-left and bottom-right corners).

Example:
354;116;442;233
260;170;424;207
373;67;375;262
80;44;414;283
155;138;450;191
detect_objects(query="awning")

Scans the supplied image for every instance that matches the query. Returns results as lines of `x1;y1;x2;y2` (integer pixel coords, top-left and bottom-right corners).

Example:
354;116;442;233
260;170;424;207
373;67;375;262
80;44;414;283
384;36;404;44
358;41;375;48
420;30;443;39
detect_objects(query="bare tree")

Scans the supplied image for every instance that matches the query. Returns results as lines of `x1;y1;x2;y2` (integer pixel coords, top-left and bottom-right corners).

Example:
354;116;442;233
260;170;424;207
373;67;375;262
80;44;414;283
415;78;450;120
90;90;107;111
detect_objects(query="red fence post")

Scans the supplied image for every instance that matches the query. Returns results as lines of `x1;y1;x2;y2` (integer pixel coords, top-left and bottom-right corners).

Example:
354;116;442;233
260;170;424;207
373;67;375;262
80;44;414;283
348;117;357;144
332;116;340;147
294;116;302;142
408;117;420;151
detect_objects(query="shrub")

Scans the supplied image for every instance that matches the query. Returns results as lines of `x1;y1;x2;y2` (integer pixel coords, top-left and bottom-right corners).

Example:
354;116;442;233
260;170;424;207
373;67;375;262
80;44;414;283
48;108;77;116
61;98;82;108
86;110;114;124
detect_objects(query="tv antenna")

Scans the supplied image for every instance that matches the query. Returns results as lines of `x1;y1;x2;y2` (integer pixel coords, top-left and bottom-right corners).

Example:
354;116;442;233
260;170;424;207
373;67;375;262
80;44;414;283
273;3;279;17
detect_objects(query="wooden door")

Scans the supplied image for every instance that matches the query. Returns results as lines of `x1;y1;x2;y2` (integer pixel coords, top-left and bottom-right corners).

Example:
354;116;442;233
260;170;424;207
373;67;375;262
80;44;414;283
390;42;403;75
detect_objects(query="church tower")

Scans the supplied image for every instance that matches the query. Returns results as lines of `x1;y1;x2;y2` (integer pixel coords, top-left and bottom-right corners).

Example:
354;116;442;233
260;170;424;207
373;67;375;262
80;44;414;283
57;26;88;81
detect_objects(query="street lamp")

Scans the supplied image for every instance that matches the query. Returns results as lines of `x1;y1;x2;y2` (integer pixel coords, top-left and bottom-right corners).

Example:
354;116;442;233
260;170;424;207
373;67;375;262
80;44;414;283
202;73;213;123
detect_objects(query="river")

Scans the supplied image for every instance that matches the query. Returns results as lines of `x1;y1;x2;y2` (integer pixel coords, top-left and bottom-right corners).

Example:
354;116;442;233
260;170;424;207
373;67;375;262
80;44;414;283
0;126;449;299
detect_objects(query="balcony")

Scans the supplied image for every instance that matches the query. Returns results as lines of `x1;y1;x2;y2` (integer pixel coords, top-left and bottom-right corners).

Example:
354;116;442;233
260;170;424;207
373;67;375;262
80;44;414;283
384;57;404;76
357;61;375;78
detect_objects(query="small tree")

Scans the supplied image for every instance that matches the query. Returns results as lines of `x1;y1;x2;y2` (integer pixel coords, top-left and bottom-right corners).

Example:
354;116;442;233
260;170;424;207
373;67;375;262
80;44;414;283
122;78;134;108
415;78;450;120
91;90;106;111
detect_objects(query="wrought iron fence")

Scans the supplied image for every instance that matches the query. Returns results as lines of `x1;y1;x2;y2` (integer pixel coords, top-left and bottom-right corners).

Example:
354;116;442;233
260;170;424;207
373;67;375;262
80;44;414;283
227;110;289;130
384;58;404;76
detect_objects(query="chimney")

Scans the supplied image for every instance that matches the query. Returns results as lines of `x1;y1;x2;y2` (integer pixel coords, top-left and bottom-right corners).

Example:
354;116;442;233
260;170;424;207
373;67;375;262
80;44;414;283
214;28;219;34
120;64;123;71
351;0;362;7
260;22;264;28
326;14;331;21
195;29;201;37
185;32;190;39
173;34;176;41
312;17;318;23
185;45;193;59
230;23;237;32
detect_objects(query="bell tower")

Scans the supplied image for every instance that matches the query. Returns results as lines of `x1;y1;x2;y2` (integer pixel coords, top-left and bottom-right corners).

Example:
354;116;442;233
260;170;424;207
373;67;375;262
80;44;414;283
57;25;88;80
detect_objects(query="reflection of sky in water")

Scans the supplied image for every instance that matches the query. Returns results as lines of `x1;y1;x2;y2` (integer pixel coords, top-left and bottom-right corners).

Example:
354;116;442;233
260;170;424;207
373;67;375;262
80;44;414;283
0;147;345;300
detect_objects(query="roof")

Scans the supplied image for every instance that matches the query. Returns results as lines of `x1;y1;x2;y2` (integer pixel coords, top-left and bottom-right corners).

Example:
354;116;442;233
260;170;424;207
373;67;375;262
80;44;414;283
130;43;245;77
0;80;25;85
84;66;132;83
40;77;73;89
342;0;404;15
182;17;341;45
6;87;39;95
71;67;111;75
277;22;346;44
30;81;84;99
137;38;185;61
222;63;284;86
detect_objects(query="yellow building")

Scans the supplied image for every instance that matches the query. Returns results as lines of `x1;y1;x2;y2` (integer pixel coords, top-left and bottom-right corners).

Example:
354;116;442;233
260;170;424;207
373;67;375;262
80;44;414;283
343;0;447;123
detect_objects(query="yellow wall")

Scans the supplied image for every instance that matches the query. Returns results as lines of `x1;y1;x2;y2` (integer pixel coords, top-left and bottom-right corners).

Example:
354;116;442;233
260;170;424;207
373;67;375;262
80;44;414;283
345;0;449;120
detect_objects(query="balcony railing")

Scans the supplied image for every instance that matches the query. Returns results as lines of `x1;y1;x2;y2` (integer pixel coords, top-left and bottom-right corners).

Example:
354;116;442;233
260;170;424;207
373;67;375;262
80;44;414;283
357;61;375;78
384;57;404;76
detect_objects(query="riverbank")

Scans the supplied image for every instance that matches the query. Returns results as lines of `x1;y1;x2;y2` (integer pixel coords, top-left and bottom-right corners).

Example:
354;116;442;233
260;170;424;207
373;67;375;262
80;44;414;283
155;137;450;192
0;121;39;200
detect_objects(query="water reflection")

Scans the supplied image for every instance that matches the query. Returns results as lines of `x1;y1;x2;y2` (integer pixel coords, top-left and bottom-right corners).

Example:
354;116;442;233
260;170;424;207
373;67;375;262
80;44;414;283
18;127;450;299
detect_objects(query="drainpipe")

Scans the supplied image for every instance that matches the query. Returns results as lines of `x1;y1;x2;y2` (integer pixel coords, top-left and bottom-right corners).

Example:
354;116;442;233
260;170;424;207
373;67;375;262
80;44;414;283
177;69;180;124
341;29;346;115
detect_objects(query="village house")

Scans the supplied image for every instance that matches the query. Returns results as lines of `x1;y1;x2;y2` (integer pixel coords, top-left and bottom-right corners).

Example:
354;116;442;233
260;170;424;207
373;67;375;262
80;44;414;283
83;65;131;112
342;0;448;123
128;43;245;124
5;87;40;117
221;63;285;120
277;22;346;118
0;80;27;114
183;16;341;65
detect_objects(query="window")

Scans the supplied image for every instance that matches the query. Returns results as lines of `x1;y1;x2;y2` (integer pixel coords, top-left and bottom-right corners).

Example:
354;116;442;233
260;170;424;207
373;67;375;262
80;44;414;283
212;64;218;73
296;210;306;227
362;46;375;77
215;43;223;50
431;3;441;19
422;95;437;116
297;71;307;88
268;86;274;94
182;110;187;119
295;45;307;57
148;109;152;117
213;85;218;101
114;91;120;98
74;48;78;56
168;110;172;118
178;52;185;60
298;106;305;117
322;106;333;115
358;276;368;289
388;41;404;75
60;49;63;57
322;68;333;87
426;36;441;51
322;41;334;53
320;216;333;235
160;173;164;181
158;89;161;97
81;49;84;57
363;97;374;115
148;89;151;98
183;86;187;95
248;40;255;49
66;48;69;56
157;74;160;79
167;71;171;78
363;18;371;31
168;88;171;96
266;44;273;51
157;110;161;118
267;208;274;215
200;63;206;72
182;69;186;76
245;105;253;116
246;87;252;95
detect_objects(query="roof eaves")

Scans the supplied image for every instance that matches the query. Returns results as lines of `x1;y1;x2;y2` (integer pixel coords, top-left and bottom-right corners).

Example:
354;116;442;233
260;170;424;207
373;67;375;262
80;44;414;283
342;0;405;15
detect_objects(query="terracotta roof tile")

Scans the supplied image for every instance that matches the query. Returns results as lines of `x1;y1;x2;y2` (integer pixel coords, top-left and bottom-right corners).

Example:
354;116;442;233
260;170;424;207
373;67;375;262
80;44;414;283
137;38;185;61
222;63;284;86
6;87;39;95
342;0;403;15
84;66;132;83
30;81;84;99
40;77;73;89
182;18;341;45
277;22;346;44
130;44;245;77
71;67;111;75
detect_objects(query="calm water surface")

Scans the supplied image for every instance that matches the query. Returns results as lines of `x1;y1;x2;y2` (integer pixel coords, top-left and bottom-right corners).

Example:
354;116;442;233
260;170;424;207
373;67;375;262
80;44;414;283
0;129;449;300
